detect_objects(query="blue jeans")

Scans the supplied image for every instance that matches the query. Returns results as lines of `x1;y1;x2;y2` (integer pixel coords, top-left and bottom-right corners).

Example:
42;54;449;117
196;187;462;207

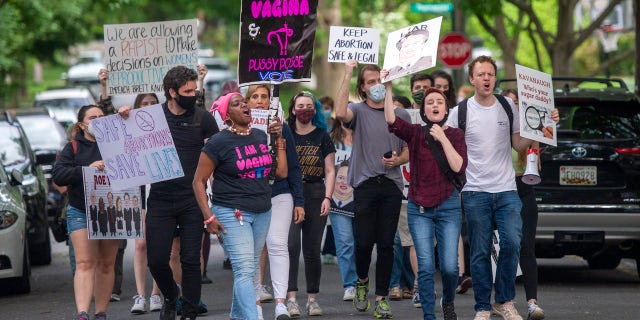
389;231;414;290
462;191;522;312
329;212;357;288
212;205;271;320
408;192;461;320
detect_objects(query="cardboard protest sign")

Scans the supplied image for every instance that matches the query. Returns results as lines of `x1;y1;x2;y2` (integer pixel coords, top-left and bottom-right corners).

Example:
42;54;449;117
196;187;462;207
104;19;198;96
328;26;380;64
382;16;443;83
238;0;319;85
83;167;142;240
91;104;183;190
515;64;557;146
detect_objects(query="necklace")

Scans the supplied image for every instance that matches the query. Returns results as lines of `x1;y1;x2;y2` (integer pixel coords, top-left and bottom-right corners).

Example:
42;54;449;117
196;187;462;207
228;126;251;136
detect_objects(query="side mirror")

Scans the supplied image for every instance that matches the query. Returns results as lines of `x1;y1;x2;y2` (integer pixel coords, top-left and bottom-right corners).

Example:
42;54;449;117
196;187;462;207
10;168;23;186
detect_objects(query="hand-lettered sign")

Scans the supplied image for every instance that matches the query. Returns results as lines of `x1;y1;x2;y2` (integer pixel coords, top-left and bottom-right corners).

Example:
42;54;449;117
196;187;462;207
328;26;380;64
83;166;142;240
238;0;319;85
104;19;198;96
515;64;557;146
91;104;184;190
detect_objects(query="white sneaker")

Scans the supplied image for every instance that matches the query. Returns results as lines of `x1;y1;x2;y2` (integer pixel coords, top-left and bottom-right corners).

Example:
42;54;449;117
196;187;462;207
275;302;291;320
527;301;545;320
149;294;163;312
260;284;274;302
343;286;356;301
257;304;264;320
493;301;523;320
306;298;323;316
130;295;147;314
474;310;491;320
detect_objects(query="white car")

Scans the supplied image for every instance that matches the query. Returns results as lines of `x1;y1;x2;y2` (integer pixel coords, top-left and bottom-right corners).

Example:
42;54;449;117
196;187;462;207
0;167;30;294
34;87;96;129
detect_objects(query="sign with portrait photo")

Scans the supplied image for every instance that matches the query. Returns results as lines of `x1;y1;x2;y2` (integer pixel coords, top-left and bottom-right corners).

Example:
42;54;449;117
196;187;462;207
382;16;443;83
83;167;142;240
515;64;557;146
91;104;184;190
238;0;319;85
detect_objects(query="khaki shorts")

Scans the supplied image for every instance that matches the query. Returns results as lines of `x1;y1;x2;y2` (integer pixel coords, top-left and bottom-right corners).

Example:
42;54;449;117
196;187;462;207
397;202;413;247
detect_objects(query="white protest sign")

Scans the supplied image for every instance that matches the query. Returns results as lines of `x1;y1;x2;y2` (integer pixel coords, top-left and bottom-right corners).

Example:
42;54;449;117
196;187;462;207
82;167;142;240
104;19;198;96
328;26;380;64
382;16;442;83
92;104;184;190
515;64;557;146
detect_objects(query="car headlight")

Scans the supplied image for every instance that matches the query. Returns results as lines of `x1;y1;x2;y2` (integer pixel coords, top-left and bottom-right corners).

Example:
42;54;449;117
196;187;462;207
0;211;19;229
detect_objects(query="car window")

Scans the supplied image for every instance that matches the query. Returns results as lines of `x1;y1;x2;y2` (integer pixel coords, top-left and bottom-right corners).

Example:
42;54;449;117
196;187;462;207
0;125;28;166
558;105;640;140
34;98;90;109
16;115;67;150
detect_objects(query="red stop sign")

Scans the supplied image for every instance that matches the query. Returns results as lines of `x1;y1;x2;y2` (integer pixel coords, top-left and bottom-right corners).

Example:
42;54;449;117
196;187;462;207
438;32;472;68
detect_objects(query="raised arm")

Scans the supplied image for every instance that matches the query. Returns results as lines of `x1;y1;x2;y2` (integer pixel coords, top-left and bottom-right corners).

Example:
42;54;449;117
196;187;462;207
335;60;357;123
380;69;395;124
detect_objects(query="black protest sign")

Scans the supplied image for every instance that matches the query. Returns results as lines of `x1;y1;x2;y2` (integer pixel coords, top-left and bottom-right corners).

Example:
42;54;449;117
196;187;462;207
239;0;318;85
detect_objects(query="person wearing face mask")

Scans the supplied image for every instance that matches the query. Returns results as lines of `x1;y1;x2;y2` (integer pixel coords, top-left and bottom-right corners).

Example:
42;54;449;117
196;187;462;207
409;73;434;109
431;70;458;108
383;82;468;320
284;91;336;317
117;65;219;320
335;60;410;319
52;105;121;320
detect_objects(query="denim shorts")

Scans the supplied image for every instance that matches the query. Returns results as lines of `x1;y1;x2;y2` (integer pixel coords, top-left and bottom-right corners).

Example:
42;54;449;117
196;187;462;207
66;205;89;234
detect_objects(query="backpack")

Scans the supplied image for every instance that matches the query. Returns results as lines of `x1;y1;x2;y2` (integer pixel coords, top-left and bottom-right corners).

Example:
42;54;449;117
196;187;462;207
457;94;513;137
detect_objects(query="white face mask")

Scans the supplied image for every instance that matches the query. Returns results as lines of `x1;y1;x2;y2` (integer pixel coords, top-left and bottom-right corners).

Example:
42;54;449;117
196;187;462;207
86;121;95;136
368;84;386;103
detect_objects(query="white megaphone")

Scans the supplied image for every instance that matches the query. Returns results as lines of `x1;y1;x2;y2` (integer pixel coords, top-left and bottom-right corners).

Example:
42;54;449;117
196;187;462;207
522;148;541;185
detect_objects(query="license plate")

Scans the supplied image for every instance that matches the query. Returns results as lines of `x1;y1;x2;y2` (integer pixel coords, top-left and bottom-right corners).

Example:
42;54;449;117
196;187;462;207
559;166;597;185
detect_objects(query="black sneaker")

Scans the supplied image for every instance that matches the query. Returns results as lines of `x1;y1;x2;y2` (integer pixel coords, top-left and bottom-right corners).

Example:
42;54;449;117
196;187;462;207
223;258;232;270
93;312;107;320
442;302;458;320
455;275;472;294
160;297;178;320
353;280;370;312
201;273;213;284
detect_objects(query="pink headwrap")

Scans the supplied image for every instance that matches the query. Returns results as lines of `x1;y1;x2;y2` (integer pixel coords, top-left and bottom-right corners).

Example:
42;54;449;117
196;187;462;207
210;92;243;119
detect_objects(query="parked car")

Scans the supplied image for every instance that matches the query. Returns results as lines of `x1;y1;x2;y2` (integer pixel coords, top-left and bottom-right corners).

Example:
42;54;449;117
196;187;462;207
0;113;51;266
34;87;96;129
498;77;640;278
62;50;104;96
198;56;235;104
0;167;31;294
7;109;68;238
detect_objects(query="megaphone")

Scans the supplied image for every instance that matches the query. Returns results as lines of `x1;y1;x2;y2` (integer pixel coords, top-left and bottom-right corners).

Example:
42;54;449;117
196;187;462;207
522;148;541;185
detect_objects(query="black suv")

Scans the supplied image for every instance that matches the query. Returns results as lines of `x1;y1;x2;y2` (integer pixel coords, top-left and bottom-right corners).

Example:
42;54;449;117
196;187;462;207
500;77;640;278
0;112;51;265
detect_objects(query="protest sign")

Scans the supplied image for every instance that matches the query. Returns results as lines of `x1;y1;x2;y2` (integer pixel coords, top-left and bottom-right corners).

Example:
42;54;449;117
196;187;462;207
328;26;380;64
382;16;442;83
83;167;142;240
91;104;183;190
238;0;319;85
104;19;198;96
515;64;557;146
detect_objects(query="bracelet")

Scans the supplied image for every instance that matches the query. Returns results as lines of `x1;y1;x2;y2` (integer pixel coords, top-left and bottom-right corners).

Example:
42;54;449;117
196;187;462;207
204;215;216;225
324;196;331;201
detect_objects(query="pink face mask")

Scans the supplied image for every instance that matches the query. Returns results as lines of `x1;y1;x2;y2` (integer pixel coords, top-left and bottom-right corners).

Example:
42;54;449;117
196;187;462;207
296;108;315;124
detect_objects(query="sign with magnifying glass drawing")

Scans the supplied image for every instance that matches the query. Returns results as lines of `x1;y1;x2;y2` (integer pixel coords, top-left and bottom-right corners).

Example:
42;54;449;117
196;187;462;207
515;64;557;147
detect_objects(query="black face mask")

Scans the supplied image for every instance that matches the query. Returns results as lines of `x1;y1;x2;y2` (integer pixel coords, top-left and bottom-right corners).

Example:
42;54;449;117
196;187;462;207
177;93;197;110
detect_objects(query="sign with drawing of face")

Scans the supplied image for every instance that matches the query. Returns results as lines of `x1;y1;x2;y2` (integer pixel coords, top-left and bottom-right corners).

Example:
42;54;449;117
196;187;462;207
238;0;319;85
382;16;442;83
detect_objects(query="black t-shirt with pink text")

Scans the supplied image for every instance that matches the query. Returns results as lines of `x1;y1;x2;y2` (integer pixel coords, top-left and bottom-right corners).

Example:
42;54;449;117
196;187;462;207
203;130;272;213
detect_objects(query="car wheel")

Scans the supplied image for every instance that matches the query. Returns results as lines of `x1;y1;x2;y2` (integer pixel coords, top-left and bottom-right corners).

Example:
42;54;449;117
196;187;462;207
29;230;52;266
586;251;622;270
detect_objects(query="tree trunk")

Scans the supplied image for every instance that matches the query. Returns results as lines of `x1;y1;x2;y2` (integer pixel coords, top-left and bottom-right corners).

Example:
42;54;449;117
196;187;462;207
313;0;342;99
550;1;575;76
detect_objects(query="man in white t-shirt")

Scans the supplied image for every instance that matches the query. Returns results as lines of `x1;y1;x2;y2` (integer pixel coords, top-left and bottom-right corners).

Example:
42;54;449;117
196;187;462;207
445;56;557;320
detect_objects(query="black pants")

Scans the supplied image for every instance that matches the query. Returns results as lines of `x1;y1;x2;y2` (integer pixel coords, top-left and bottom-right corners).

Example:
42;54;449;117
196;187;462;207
288;182;328;293
516;177;539;301
146;196;202;318
353;176;403;297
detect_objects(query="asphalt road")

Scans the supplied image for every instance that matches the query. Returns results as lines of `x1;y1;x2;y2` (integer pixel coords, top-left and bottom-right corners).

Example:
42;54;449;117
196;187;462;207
1;234;639;319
